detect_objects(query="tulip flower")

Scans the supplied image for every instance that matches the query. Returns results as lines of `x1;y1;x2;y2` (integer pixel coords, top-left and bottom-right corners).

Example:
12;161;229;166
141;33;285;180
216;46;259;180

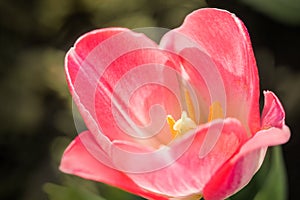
60;8;290;200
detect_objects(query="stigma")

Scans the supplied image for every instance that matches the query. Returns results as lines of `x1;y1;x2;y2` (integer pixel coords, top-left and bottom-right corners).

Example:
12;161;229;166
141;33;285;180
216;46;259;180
167;111;197;139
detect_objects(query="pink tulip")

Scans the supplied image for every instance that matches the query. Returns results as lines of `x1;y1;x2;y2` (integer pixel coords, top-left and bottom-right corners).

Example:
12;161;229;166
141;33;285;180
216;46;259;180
60;8;290;200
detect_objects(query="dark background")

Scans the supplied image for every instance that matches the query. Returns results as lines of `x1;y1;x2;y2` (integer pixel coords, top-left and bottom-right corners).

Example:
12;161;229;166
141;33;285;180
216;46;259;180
0;0;299;199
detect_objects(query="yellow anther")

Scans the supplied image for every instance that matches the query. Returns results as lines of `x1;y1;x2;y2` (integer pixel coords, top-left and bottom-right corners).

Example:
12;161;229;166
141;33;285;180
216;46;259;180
167;115;179;139
184;89;196;122
208;101;224;122
170;194;202;200
190;194;203;200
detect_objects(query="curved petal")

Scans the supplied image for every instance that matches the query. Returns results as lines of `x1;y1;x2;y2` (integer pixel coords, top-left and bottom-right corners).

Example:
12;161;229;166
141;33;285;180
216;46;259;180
124;118;249;197
66;28;130;87
160;8;260;134
203;125;290;200
59;131;168;200
261;91;285;129
94;49;183;147
65;28;183;146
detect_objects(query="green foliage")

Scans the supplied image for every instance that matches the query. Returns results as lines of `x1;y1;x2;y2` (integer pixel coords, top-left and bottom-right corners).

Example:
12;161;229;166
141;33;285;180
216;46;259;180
44;183;106;200
253;147;287;200
231;147;288;200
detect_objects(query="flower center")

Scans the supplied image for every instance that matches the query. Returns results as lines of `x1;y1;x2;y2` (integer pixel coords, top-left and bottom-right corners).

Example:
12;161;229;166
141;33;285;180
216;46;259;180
167;98;224;139
167;111;197;139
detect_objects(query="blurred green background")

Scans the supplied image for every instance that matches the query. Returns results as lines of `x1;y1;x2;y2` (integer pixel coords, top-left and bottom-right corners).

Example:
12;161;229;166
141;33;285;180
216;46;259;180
0;0;299;200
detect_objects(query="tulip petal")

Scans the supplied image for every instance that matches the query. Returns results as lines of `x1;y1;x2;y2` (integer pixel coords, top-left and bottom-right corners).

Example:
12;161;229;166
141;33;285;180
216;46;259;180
66;28;130;87
261;91;285;129
66;28;184;146
124;118;248;197
59;131;168;200
203;125;290;200
161;8;260;134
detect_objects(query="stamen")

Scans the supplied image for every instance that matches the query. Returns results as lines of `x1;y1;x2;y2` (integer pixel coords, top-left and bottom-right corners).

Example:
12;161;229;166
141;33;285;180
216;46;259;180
208;101;224;121
190;194;203;200
167;111;197;139
167;115;178;139
184;89;196;122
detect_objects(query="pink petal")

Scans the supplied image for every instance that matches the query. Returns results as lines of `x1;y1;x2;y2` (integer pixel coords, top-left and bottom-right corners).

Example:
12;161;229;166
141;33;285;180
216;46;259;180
161;8;260;134
59;131;168;200
203;125;290;200
261;91;285;129
66;28;129;87
124;118;248;197
65;28;183;146
94;49;183;147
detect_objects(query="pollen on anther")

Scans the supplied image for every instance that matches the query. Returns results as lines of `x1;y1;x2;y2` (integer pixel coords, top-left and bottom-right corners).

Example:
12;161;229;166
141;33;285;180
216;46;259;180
208;101;224;122
167;115;178;139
